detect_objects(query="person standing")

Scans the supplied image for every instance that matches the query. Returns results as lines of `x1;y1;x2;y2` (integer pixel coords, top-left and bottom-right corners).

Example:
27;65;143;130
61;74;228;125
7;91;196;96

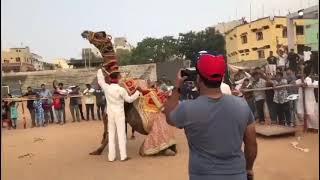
287;49;300;73
277;49;288;71
266;51;277;76
240;79;255;114
2;100;10;129
303;47;313;75
265;75;277;124
94;85;106;121
9;101;19;129
39;84;54;124
83;84;96;121
273;72;291;126
295;70;317;128
164;54;257;180
52;91;63;125
97;69;141;162
33;94;45;127
56;83;68;124
23;87;37;128
252;72;266;124
286;68;298;124
76;86;86;120
68;86;81;122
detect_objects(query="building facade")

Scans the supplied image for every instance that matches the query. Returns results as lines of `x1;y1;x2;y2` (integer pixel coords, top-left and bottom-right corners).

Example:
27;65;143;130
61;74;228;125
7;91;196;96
114;37;132;52
1;47;35;72
225;16;306;63
214;19;243;35
1;47;47;72
304;19;319;51
53;59;71;69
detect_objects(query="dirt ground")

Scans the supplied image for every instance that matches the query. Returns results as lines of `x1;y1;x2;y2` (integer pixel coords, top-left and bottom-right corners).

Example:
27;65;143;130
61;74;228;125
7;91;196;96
1;101;319;180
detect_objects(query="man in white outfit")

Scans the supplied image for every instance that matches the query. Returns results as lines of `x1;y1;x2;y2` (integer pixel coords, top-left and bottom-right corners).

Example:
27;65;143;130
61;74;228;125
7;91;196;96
97;69;141;161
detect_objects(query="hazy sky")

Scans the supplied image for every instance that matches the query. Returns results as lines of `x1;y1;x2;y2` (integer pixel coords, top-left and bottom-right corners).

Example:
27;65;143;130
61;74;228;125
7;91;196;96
1;0;318;62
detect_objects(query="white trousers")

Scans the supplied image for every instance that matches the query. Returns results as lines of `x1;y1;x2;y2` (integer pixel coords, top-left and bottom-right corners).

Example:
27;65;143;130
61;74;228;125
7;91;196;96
108;110;127;161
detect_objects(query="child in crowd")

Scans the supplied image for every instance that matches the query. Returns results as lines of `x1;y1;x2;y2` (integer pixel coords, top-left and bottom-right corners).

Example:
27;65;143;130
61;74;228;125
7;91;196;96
2;100;11;129
9;101;19;129
52;91;63;125
33;94;45;127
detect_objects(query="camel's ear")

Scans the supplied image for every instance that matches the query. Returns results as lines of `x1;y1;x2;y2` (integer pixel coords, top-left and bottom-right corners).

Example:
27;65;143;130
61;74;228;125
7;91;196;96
97;31;107;38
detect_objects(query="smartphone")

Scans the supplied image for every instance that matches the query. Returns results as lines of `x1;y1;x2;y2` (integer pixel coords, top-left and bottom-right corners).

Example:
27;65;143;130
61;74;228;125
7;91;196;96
181;68;197;82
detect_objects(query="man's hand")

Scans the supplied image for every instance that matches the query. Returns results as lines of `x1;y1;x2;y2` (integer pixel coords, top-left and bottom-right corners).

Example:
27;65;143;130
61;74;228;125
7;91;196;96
175;69;187;88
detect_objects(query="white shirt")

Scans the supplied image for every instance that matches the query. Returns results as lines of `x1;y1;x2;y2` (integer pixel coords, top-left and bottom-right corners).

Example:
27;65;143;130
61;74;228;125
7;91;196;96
278;53;288;66
83;88;95;104
221;82;232;95
303;51;312;62
97;69;140;113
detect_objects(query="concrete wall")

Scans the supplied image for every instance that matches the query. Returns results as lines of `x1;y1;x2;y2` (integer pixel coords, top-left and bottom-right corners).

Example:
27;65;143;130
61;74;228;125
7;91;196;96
2;63;157;93
156;60;185;83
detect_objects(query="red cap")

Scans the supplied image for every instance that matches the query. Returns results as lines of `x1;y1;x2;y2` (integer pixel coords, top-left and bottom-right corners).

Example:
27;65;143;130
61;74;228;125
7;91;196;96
196;54;225;81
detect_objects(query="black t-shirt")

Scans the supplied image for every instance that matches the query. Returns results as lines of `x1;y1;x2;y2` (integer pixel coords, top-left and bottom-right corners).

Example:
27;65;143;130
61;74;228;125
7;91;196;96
267;56;277;65
23;91;38;109
287;52;300;68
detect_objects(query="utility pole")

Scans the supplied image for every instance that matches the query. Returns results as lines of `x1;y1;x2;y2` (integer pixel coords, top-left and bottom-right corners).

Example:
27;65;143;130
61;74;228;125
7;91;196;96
88;49;91;70
250;3;252;22
84;49;87;69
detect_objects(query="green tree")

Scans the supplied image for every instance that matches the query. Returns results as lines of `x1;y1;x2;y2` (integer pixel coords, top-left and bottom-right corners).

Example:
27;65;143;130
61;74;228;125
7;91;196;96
178;27;225;64
116;49;132;65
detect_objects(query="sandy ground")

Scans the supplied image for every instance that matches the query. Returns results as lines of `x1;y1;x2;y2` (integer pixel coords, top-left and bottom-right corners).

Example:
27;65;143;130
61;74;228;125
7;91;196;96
1;101;319;180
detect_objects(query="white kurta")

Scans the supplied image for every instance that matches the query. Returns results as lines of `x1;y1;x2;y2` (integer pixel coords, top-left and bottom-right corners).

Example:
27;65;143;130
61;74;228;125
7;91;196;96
97;69;140;161
295;77;316;115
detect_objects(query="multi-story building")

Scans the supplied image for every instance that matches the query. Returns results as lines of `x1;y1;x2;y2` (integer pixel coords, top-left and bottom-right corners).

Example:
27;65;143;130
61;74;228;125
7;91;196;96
1;47;35;72
31;53;44;71
225;16;305;63
304;19;318;51
53;58;71;69
114;37;132;52
214;19;243;35
1;47;47;72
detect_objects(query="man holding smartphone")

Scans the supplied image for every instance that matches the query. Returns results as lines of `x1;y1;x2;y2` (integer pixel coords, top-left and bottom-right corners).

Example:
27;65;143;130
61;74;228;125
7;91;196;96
164;54;257;180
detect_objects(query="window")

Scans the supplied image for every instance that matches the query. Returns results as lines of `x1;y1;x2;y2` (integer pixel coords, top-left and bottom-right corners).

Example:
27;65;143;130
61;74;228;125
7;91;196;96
16;57;21;62
296;25;304;35
256;32;263;40
258;50;265;59
282;27;287;38
306;25;311;29
4;60;9;63
241;35;247;44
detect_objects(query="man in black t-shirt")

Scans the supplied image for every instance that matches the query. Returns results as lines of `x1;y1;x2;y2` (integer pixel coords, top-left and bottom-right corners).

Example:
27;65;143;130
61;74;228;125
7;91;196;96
266;51;277;75
23;87;38;128
287;49;300;73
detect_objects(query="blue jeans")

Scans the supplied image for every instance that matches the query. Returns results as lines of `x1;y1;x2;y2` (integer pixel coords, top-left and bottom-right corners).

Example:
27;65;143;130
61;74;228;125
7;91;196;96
70;105;80;122
55;109;63;123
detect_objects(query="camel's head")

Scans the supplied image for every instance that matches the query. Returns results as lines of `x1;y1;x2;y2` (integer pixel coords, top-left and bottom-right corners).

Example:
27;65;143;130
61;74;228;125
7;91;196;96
81;30;91;39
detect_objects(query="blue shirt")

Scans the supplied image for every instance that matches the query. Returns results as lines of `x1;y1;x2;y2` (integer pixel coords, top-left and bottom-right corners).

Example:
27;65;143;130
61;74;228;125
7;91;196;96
170;95;254;176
